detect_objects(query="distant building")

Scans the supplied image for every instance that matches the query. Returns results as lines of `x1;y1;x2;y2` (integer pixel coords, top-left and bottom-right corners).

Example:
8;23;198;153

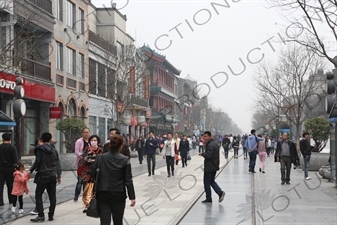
141;45;181;135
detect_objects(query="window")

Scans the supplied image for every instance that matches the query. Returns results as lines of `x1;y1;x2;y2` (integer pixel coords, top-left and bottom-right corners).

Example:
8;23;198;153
66;1;75;28
98;63;106;97
56;74;64;85
56;0;63;21
67;78;77;89
89;116;96;135
80;8;84;34
89;58;97;95
66;47;75;74
56;42;63;70
107;119;113;133
107;68;115;99
23;109;37;155
99;117;106;144
116;41;124;57
79;53;84;78
79;82;85;92
67;98;76;117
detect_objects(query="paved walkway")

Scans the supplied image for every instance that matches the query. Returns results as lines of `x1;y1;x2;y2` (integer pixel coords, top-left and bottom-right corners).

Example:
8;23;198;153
180;153;337;225
1;149;336;225
1;147;231;225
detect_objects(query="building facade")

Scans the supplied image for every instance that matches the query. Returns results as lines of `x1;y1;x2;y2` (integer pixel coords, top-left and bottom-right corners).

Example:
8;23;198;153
53;0;90;152
87;4;148;143
141;45;181;136
0;0;56;156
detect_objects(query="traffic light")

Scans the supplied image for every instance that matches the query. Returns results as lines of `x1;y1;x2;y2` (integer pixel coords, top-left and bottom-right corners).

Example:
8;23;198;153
13;77;26;117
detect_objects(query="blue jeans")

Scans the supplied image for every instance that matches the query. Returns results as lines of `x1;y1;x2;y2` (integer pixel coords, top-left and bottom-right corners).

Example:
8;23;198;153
249;150;257;172
203;172;223;201
243;148;248;158
74;176;85;197
304;155;310;178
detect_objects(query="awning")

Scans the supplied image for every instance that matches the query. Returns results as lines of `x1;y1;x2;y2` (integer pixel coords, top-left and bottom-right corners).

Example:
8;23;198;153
0;110;16;127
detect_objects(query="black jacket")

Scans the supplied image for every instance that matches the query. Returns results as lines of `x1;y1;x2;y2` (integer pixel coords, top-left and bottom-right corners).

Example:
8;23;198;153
90;151;135;200
300;139;311;156
135;138;145;151
0;143;18;167
202;138;220;172
30;143;61;179
275;140;297;163
179;140;189;156
222;138;230;149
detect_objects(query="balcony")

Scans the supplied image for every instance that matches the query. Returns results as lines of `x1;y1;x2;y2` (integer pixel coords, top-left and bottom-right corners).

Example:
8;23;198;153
28;0;52;14
89;31;117;56
131;97;148;108
14;0;54;32
15;57;51;81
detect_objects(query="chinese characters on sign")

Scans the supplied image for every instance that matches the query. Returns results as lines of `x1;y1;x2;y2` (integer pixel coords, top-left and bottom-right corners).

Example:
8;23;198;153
144;75;150;99
129;66;135;94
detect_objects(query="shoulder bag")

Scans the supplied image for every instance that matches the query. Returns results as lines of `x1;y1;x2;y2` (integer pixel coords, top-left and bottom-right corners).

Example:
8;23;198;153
86;154;101;218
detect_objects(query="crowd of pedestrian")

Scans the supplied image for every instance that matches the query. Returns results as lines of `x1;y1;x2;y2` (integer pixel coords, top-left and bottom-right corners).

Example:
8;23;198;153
0;125;316;225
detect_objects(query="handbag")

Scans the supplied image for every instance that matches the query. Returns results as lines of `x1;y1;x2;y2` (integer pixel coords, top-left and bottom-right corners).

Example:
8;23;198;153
86;155;101;218
175;155;181;161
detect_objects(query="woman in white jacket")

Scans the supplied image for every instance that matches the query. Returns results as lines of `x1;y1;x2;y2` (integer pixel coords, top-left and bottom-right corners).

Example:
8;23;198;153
161;132;178;177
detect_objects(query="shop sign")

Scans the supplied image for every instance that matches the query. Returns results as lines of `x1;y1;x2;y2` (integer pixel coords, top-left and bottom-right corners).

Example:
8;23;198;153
50;107;61;119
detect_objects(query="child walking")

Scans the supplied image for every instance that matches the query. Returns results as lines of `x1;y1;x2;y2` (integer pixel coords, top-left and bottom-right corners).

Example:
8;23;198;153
11;161;29;213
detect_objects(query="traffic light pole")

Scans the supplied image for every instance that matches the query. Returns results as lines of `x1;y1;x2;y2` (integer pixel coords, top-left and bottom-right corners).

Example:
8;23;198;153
14;116;21;159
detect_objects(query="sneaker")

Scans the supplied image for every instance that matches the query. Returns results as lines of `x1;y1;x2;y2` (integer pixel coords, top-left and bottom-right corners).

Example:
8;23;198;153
19;209;23;214
201;199;212;203
262;171;265;173
30;210;38;215
219;192;226;203
259;168;262;172
11;206;16;213
305;177;312;180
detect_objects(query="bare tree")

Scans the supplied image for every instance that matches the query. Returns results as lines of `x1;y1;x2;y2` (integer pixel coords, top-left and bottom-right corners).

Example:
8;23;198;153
267;0;337;66
90;39;149;130
253;45;326;143
0;0;51;76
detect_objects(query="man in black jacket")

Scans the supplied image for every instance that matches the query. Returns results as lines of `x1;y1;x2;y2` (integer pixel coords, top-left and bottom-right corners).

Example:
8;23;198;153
222;135;230;159
0;133;18;206
274;133;297;185
300;132;312;180
29;133;61;222
134;134;145;164
199;131;225;203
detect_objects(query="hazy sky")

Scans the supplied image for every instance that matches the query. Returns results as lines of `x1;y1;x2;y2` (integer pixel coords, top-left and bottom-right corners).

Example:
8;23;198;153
90;0;331;133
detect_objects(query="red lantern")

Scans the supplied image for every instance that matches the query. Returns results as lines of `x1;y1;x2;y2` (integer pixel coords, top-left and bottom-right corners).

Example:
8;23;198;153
131;117;138;126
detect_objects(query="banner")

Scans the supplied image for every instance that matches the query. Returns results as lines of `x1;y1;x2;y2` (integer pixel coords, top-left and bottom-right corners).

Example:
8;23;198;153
144;75;150;99
129;66;135;94
50;107;61;119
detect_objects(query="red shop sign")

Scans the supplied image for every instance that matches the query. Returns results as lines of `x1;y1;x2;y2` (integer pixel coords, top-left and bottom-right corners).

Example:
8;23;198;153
50;107;61;119
0;72;55;103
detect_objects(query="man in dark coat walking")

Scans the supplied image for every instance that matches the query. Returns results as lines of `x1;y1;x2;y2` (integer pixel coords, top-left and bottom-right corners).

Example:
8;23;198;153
134;134;145;164
275;133;297;185
199;131;225;203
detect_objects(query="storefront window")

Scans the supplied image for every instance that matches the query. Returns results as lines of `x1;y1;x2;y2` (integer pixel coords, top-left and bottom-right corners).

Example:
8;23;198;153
23;109;37;155
89;116;96;135
107;119;113;133
99;117;106;143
